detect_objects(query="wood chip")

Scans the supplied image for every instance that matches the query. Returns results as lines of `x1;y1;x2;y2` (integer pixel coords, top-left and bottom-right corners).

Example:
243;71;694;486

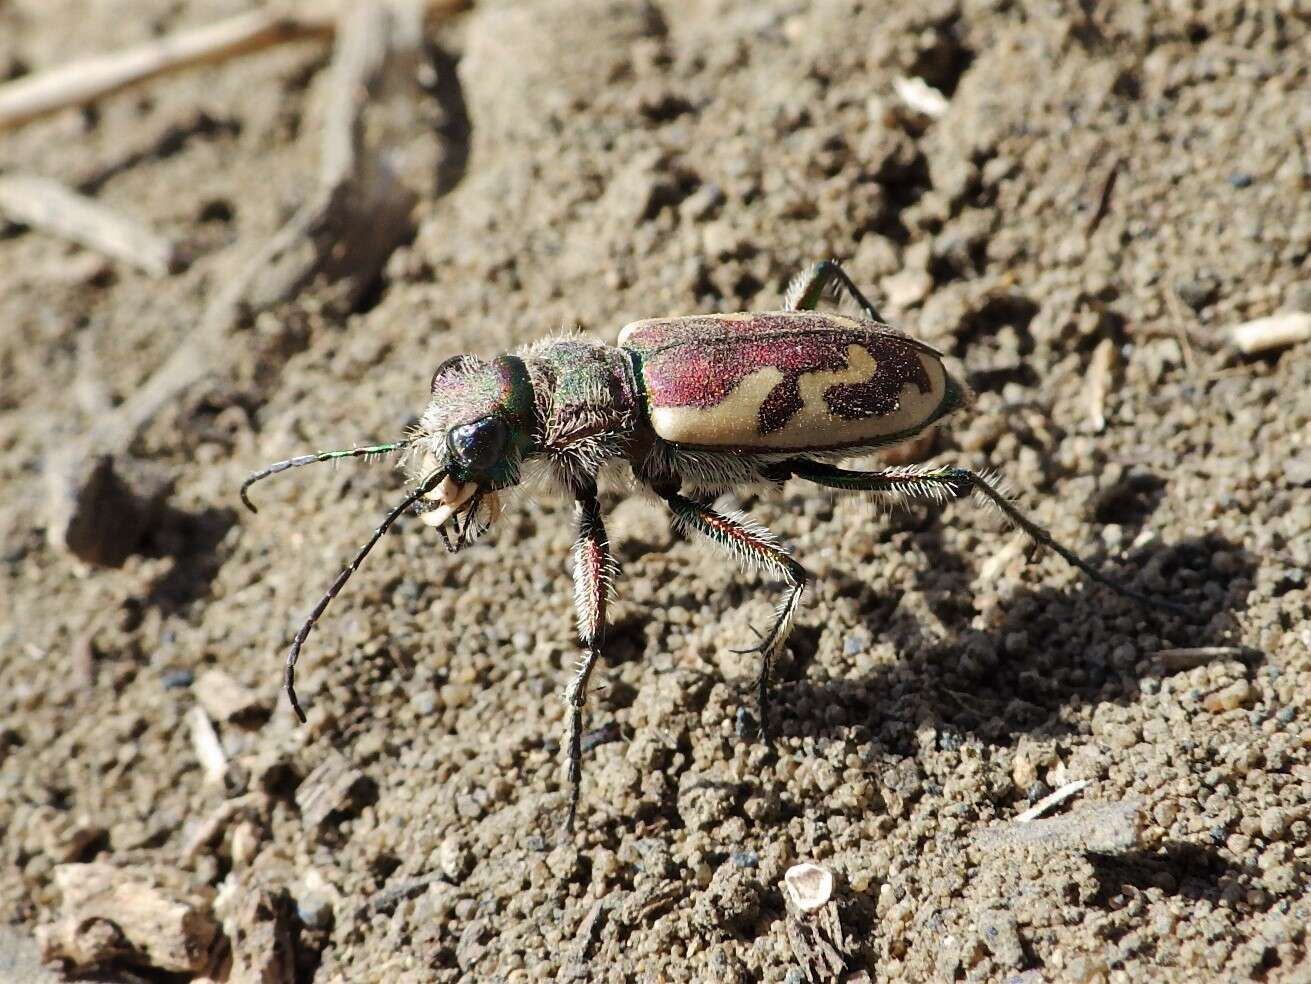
1015;779;1089;823
784;893;851;982
196;669;268;725
1230;311;1311;355
37;864;218;973
0;173;180;275
296;757;374;829
229;888;296;984
358;873;443;918
978;532;1028;583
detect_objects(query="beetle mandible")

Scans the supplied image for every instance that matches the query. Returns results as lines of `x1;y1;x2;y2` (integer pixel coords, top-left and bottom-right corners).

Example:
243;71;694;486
242;260;1184;830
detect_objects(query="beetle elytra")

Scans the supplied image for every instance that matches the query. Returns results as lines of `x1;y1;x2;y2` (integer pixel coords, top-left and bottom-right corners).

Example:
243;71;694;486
242;259;1185;830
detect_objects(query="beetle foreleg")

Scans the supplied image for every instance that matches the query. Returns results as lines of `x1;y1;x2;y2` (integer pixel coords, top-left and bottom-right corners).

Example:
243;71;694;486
784;459;1190;617
784;259;886;322
661;493;808;738
563;482;616;833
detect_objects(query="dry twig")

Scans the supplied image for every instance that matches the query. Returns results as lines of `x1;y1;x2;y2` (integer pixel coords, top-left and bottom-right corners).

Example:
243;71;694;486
0;173;180;275
1014;779;1089;823
0;0;467;130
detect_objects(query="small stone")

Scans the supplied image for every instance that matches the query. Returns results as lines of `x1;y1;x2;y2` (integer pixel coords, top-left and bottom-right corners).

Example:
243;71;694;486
1011;752;1036;790
783;862;833;912
161;669;194;690
881;269;933;308
1260;808;1288;840
1153;800;1178;828
680;183;725;222
1284;454;1311;488
694;864;760;931
296;893;334;930
1174;275;1219;311
195;669;267;725
975;908;1023;969
1202;680;1255;713
1227;172;1253;188
409;689;439;716
730;850;758;869
438;837;472;881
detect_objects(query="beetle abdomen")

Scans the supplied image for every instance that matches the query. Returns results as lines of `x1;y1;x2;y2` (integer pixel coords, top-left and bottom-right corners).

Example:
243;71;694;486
621;311;965;451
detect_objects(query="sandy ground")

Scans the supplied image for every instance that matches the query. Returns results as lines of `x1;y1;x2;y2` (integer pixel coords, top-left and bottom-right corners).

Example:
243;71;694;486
1;1;1309;981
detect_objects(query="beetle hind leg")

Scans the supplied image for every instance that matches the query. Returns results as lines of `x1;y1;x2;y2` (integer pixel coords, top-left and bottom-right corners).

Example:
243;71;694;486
660;492;808;738
781;458;1189;617
784;259;886;322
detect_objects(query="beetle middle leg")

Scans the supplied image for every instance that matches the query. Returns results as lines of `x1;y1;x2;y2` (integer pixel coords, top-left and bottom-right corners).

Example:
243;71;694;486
563;480;616;833
660;491;808;738
780;459;1190;617
784;258;886;322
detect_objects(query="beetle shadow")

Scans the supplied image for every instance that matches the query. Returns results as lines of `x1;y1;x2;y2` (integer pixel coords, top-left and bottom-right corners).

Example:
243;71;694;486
767;528;1258;758
139;503;239;611
1087;842;1273;914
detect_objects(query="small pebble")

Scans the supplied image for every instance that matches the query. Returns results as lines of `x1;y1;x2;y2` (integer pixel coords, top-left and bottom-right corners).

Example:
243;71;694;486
1203;680;1256;713
161;669;194;690
1259;808;1288;841
734;707;756;739
297;893;334;930
730;850;758;869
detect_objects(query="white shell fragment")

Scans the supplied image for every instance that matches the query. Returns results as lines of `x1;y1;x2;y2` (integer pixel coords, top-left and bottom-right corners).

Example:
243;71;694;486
1230;311;1311;355
894;76;949;118
784;862;834;913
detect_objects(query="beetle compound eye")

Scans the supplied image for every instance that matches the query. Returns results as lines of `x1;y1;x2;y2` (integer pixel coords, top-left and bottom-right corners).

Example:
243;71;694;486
448;417;507;472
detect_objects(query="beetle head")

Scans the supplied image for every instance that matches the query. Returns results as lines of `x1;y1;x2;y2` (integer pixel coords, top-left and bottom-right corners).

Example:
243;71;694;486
412;354;536;544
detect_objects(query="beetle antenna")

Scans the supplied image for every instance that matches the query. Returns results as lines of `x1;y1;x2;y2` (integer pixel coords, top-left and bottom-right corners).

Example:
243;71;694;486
283;468;446;723
240;441;411;513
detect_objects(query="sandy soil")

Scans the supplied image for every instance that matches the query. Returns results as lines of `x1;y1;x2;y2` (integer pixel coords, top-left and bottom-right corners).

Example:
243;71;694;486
1;1;1309;981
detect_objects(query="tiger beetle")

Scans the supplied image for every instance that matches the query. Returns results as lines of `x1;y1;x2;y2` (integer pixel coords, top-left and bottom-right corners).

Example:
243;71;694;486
242;259;1186;831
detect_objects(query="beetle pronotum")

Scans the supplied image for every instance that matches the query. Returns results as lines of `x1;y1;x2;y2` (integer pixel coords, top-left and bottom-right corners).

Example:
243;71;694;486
243;260;1185;830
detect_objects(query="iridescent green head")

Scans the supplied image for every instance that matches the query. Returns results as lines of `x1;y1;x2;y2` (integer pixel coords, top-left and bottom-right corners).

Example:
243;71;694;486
420;354;536;489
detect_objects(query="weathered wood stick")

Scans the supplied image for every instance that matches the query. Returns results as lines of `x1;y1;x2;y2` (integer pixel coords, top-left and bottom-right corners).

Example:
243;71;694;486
0;0;467;131
0;10;331;131
46;0;426;567
0;173;180;275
